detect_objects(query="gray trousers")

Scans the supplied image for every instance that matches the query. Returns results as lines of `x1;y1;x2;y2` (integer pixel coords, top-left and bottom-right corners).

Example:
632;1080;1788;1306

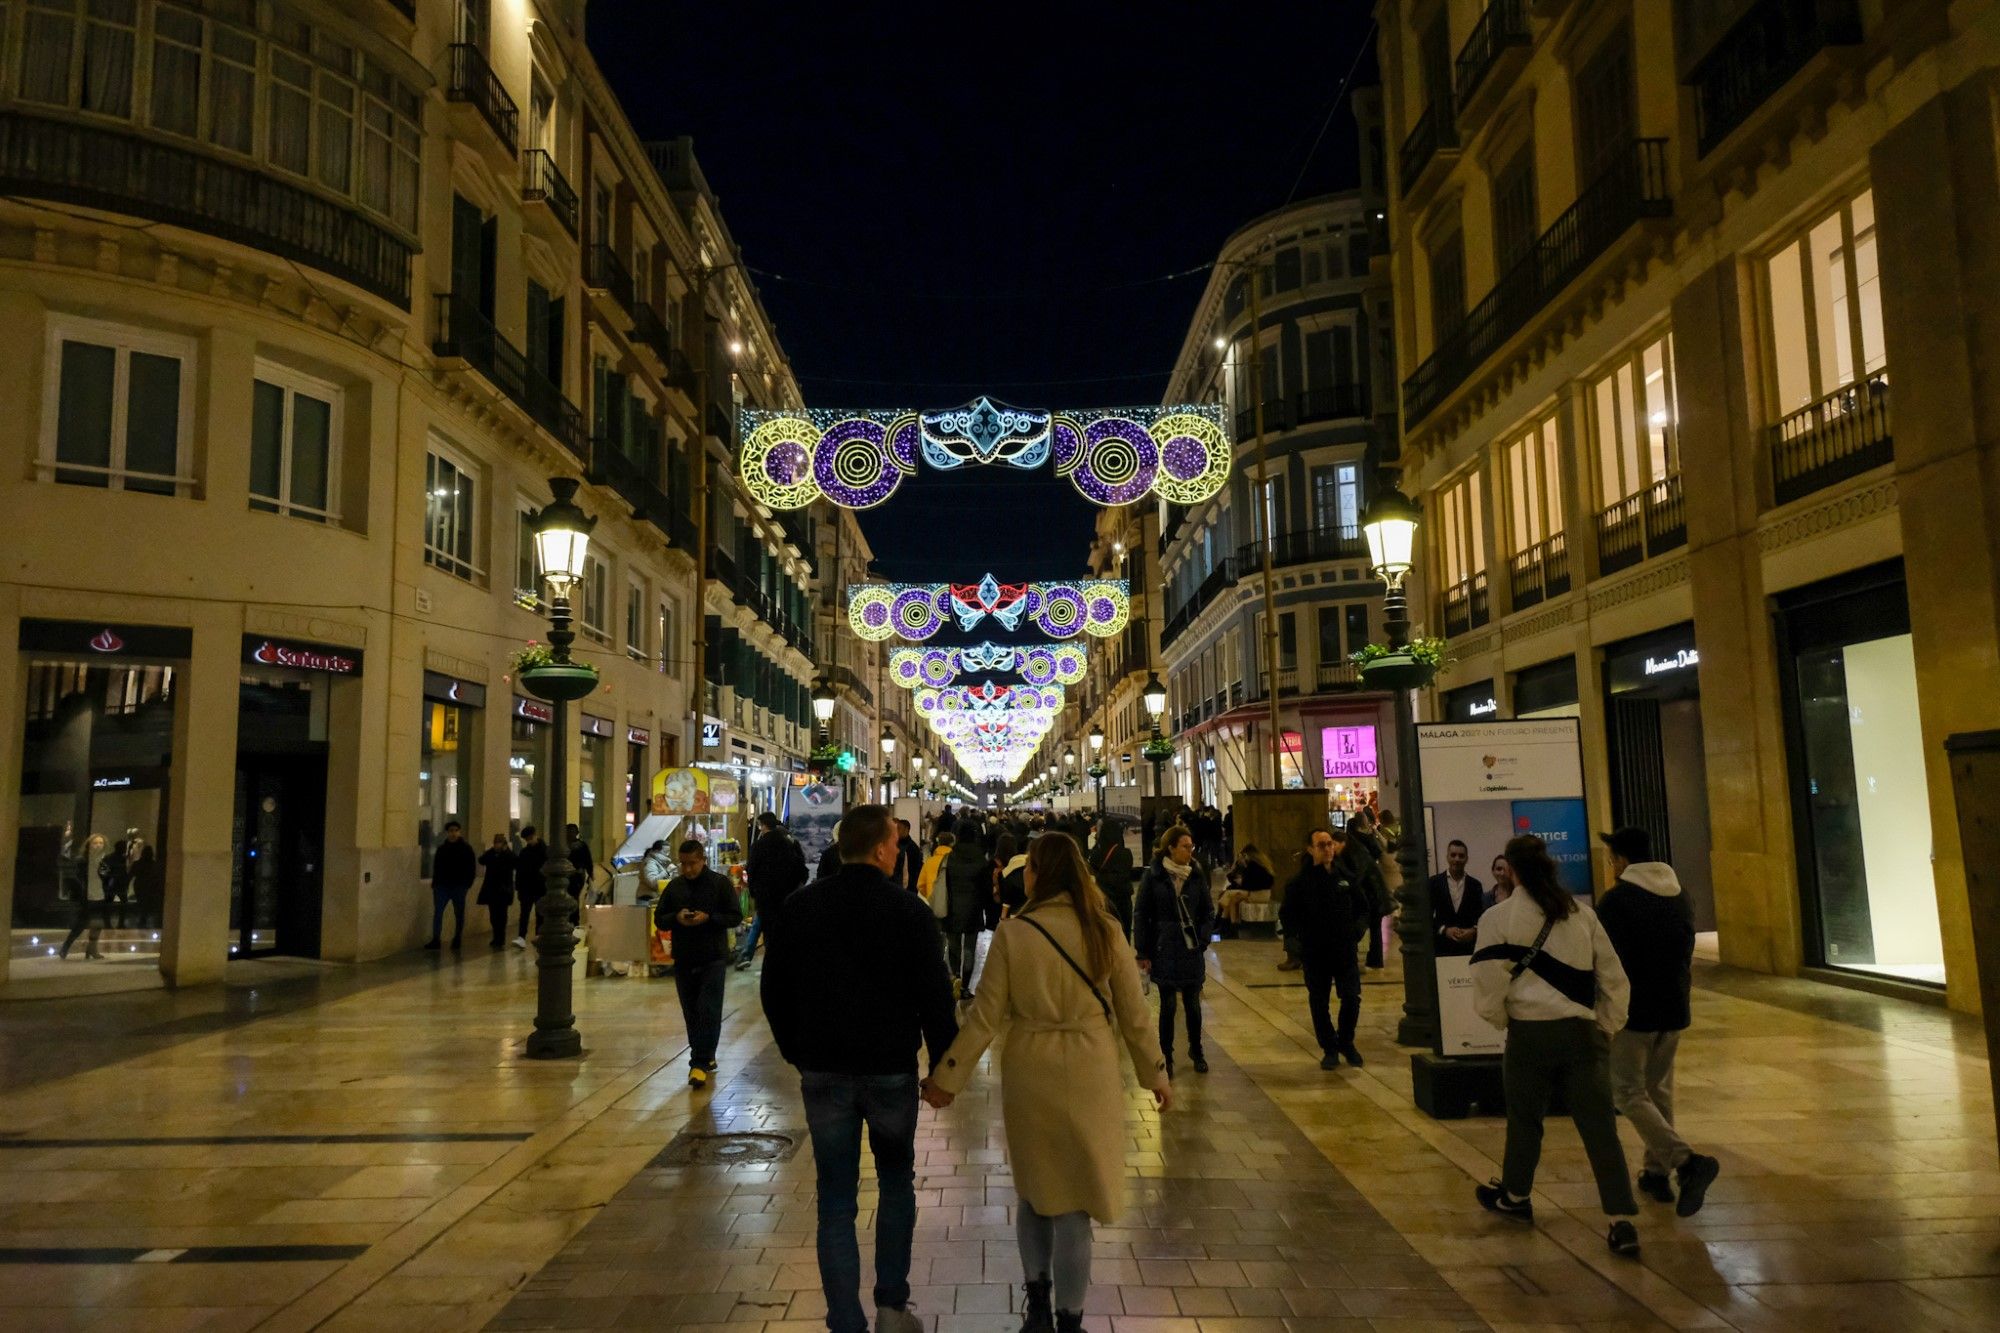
1609;1028;1691;1175
1501;1018;1638;1216
1017;1198;1093;1314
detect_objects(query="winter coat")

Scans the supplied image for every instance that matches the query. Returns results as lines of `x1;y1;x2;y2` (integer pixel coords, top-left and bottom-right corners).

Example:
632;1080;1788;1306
1133;858;1213;988
1596;862;1695;1032
431;838;477;892
998;855;1029;916
1089;834;1136;929
894;836;922;891
514;840;549;899
1472;891;1630;1032
916;847;951;904
746;828;808;924
1278;860;1372;965
943;838;990;931
476;847;516;906
639;845;673;895
656;868;743;968
928;898;1167;1223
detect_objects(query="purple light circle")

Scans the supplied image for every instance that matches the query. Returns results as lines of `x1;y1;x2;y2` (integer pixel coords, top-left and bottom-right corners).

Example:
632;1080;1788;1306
1161;431;1209;481
814;418;900;508
1073;418;1158;505
891;588;942;640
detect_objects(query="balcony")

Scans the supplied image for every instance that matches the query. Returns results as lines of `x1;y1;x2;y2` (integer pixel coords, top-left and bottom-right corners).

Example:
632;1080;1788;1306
827;664;874;708
1770;373;1891;506
585;242;637;327
1292;383;1371;427
446;44;517;156
1315;661;1361;692
433;293;584;456
1507;532;1571;610
1234;398;1289;440
1403;138;1670;428
1397;96;1459;201
0;112;412;307
1454;0;1532;128
521;149;578;239
1441;571;1491;638
586;430;669;520
662;347;697;400
1689;0;1862;157
1596;473;1687;576
1239;524;1369;571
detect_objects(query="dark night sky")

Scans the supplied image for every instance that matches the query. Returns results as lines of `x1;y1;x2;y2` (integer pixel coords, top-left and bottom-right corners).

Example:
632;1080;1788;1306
585;3;1378;582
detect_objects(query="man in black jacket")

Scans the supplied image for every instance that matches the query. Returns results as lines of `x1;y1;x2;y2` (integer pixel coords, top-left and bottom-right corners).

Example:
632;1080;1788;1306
1428;839;1486;956
426;822;477;951
893;819;922;891
1278;827;1372;1069
512;826;547;948
1597;826;1719;1217
657;839;743;1088
740;812;807;969
761;804;956;1333
564;822;592;897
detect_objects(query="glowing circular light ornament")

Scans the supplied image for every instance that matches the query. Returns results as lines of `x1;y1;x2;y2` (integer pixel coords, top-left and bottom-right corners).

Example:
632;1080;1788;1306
814;417;901;508
1081;580;1131;636
1051;415;1085;477
918;649;956;687
1020;647;1057;687
741;416;824;509
886;588;941;640
849;586;896;641
1033;584;1087;639
889;649;925;688
886;413;922;473
1149;411;1231;505
1051;644;1088;685
1070;418;1158;506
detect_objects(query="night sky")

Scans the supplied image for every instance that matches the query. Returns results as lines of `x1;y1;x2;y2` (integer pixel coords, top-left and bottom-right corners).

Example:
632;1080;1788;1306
585;4;1378;582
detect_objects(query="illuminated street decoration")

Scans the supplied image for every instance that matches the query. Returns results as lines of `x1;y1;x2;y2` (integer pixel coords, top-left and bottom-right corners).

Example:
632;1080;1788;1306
741;400;1229;509
887;642;1088;690
847;575;1129;642
918;681;1066;782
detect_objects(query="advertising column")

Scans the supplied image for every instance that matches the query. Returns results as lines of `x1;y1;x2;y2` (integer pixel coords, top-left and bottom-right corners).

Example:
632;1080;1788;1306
1419;718;1591;1056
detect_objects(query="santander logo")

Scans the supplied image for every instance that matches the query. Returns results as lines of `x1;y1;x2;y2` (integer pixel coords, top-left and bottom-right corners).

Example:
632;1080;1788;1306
89;629;125;653
251;639;357;674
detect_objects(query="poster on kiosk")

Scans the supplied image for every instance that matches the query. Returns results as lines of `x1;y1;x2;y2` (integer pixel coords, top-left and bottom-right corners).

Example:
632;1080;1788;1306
1418;718;1591;1057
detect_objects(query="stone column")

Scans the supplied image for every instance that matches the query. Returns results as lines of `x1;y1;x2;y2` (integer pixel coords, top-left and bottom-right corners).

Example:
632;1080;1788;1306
160;606;243;986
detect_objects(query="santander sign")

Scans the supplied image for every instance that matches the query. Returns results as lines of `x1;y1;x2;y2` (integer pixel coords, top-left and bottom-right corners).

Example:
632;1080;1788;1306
251;639;358;674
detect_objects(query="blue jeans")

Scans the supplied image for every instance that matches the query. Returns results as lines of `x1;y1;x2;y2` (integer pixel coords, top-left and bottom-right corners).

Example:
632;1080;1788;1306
800;1071;919;1333
735;914;761;963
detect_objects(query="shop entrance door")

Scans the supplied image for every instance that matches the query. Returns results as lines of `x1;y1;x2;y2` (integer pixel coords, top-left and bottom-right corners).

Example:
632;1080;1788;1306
1603;630;1715;931
231;753;326;958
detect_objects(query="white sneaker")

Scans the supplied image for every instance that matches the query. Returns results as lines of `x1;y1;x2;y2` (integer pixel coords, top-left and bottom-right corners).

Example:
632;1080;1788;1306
875;1305;922;1333
511;936;527;949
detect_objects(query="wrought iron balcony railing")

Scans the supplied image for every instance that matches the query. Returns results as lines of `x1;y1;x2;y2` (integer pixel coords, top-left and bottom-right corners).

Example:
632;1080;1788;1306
1770;373;1891;506
1596;473;1687;576
1397;96;1459;198
0;112;411;307
1441;571;1491;638
446;44;517;154
433;293;583;455
1689;0;1862;156
1507;531;1571;610
585;241;636;319
521;149;578;237
1455;0;1532;112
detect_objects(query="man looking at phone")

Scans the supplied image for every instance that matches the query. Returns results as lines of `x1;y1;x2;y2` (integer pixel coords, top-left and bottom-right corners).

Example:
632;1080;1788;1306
658;838;743;1087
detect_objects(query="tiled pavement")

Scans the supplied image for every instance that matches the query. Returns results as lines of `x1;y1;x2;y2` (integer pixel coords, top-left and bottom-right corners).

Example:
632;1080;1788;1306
488;1020;1484;1332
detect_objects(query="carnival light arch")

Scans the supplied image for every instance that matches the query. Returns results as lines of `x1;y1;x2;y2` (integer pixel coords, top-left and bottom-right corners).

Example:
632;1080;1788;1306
848;574;1129;642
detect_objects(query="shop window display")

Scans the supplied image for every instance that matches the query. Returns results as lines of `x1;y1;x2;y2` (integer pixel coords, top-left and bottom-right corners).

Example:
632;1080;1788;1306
420;699;472;878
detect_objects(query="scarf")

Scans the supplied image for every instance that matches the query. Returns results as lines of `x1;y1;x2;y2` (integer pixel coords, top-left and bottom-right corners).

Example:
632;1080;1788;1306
1162;857;1197;950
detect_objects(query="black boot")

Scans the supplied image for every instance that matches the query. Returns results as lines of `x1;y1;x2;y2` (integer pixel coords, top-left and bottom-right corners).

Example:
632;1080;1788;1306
1055;1311;1085;1333
1019;1278;1053;1332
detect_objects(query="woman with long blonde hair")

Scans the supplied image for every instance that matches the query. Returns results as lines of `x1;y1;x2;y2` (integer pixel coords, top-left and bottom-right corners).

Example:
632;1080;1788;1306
923;832;1169;1333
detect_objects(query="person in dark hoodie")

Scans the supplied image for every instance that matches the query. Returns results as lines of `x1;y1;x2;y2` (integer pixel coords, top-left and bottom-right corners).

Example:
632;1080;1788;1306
512;825;548;947
1088;819;1136;938
942;818;990;998
1595;826;1720;1218
1279;826;1373;1069
426;822;477;950
657;838;743;1088
761;805;957;1333
476;834;516;949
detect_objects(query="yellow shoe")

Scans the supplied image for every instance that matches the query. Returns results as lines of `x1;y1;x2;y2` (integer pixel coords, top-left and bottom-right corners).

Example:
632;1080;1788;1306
688;1067;709;1089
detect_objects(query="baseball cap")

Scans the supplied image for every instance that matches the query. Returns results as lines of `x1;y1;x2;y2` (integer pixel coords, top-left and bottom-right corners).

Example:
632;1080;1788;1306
1599;826;1652;862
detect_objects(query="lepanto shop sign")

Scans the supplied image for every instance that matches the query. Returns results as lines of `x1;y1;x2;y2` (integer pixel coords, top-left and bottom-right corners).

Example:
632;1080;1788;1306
241;635;362;675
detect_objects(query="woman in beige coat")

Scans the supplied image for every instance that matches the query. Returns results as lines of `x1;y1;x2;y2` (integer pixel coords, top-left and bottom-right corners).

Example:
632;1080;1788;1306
923;832;1170;1333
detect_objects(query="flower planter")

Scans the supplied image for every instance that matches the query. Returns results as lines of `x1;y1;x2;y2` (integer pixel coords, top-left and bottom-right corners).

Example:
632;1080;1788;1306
518;663;600;702
1358;651;1437;692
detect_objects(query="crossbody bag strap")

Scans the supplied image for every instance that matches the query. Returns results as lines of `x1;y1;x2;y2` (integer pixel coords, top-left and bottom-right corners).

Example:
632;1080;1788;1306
1511;915;1557;980
1015;914;1112;1022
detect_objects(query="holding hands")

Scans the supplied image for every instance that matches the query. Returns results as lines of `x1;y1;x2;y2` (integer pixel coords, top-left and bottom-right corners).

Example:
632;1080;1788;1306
920;1078;954;1109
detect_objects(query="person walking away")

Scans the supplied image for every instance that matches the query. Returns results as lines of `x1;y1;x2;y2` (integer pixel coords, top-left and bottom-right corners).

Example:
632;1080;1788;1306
1279;827;1372;1068
427;821;476;950
658;839;743;1086
1134;826;1214;1076
990;830;1019;923
563;822;593;898
1471;835;1641;1257
1429;838;1486;957
131;844;163;931
997;844;1029;917
894;818;922;891
1596;826;1720;1216
922;833;1171;1333
1217;844;1276;936
943;819;990;999
761;805;957;1333
60;833;109;960
476;834;516;950
1088;821;1135;939
917;831;955;915
1352;808;1400;969
741;811;808;970
512;825;548;947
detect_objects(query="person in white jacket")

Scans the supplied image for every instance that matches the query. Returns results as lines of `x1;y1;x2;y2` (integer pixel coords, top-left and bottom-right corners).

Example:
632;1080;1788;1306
1470;835;1642;1258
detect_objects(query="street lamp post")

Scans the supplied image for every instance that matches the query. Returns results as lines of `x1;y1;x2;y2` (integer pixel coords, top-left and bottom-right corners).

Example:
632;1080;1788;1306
1087;723;1106;812
880;728;897;802
520;478;598;1061
1362;485;1437;1049
1141;671;1170;798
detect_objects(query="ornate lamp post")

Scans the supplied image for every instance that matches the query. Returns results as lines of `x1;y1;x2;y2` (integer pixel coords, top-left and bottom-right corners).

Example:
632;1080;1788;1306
879;728;897;802
520;478;597;1061
1140;671;1171;796
1361;484;1436;1048
811;677;837;745
1086;723;1107;811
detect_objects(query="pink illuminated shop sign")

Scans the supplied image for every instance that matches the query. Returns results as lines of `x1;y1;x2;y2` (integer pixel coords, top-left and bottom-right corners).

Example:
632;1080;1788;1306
1321;725;1379;780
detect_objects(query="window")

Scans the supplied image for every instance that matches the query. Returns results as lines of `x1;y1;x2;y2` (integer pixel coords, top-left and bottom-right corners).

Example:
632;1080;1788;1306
249;362;340;521
81;0;138;117
1302;325;1357;413
580;555;610;644
1501;413;1564;553
1429;230;1466;345
423;444;478;581
40;316;192;494
1764;187;1885;420
1574;29;1636;182
1311;463;1360;533
529;70;557;156
149;4;201;137
1278;613;1298;671
268;46;312;176
208;23;256;155
658;597;681;677
1317;606;1343;666
1345;604;1370;653
514;504;541;608
1437;468;1487;587
1588;331;1678;505
1274;246;1301;292
1492;145;1538;273
625;579;648;661
1250;474;1284;543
